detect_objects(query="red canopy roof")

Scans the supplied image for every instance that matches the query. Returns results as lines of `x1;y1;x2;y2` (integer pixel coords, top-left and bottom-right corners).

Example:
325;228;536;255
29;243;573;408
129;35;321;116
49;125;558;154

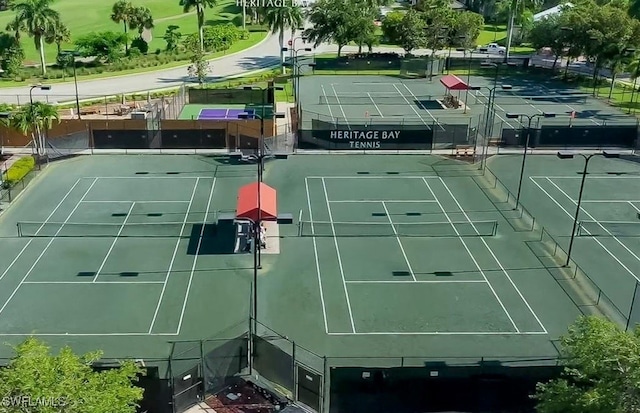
440;74;468;90
235;182;277;222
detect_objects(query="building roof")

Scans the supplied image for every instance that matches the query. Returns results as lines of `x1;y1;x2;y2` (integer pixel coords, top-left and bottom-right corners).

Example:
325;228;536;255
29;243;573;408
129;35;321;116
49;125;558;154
533;2;573;21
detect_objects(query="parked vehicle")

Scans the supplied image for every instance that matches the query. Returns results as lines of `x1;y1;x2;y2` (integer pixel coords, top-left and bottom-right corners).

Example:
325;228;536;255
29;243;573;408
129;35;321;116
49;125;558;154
478;43;506;55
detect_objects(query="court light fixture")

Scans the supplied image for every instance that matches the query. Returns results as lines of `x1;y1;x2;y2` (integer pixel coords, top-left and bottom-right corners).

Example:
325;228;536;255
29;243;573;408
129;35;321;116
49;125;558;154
556;151;574;159
38;85;51;91
274;112;286;119
0;112;10;119
501;84;513;90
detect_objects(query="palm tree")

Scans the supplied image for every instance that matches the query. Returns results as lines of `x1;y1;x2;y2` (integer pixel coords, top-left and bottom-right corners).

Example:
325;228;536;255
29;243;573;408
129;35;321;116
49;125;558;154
263;5;304;74
45;19;70;55
6;17;25;40
179;0;218;52
10;0;61;75
111;0;133;53
502;0;540;61
626;56;640;113
129;6;154;37
10;102;59;156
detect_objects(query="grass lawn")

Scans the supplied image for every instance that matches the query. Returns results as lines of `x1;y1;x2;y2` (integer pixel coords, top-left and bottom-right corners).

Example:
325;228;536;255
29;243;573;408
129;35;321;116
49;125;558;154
0;31;267;88
0;0;243;63
477;24;507;46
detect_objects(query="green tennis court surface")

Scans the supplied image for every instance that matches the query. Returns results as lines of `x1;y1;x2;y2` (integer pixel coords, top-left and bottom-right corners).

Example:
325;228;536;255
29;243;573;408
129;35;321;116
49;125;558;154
0;154;585;364
488;154;640;326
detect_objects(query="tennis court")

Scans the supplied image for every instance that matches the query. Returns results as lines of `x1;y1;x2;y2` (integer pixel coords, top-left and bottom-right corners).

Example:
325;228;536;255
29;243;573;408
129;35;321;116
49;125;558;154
0;154;586;364
488;154;640;326
0;156;257;360
178;104;273;120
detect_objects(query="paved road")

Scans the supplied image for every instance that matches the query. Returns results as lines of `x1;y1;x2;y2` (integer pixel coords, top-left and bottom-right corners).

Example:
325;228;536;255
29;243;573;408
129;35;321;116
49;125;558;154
0;29;516;105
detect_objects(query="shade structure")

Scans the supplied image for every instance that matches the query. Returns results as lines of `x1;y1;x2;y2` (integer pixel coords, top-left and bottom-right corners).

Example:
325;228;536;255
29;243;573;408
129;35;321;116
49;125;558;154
235;182;277;222
440;74;468;91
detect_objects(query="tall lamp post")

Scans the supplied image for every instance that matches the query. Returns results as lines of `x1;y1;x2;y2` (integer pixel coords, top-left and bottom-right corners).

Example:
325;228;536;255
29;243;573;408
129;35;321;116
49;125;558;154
29;84;51;158
456;47;477;114
239;104;285;361
61;50;82;120
281;47;313;105
0;112;9;189
507;112;557;209
557;151;621;266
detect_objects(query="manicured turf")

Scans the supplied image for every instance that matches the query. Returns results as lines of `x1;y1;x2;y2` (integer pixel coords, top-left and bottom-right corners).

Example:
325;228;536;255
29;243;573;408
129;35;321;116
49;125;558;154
0;0;243;63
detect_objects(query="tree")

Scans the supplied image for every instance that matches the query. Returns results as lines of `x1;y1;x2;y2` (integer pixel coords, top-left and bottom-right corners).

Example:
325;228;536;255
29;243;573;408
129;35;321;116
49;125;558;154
502;0;543;60
381;11;404;45
185;36;211;85
527;14;568;70
626;56;640;111
164;25;182;51
111;0;134;53
0;337;144;413
10;0;61;75
7;102;59;155
534;316;640;413
44;19;70;55
451;11;484;49
399;9;426;54
304;0;362;57
263;4;304;73
0;33;25;78
179;0;218;52
75;31;127;62
128;6;154;37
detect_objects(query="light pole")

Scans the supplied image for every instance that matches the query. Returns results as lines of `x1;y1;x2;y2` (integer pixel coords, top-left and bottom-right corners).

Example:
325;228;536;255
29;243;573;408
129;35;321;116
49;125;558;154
507;112;557;209
283;60;316;121
0;112;9;191
29;84;51;158
61;50;81;120
282;47;313;105
557;151;621;266
456;47;476;114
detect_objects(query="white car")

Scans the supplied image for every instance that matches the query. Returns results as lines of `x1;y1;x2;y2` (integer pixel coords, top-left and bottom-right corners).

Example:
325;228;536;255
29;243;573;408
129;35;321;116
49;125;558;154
478;43;506;55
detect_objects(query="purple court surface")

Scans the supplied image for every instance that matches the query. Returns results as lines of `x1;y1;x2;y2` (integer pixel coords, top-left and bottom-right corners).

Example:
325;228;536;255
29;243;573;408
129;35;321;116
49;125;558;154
198;108;255;119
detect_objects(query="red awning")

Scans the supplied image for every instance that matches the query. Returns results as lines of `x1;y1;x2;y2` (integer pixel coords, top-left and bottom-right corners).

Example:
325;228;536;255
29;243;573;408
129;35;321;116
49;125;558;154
440;74;468;90
235;182;277;222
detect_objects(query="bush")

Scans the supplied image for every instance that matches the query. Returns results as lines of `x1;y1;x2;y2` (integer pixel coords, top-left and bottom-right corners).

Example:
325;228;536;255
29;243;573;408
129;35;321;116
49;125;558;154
130;37;149;54
3;156;35;186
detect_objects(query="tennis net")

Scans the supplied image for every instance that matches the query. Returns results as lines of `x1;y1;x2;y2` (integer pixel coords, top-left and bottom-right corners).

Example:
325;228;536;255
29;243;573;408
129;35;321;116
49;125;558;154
577;220;640;237
319;95;434;105
17;221;201;238
471;93;589;106
298;220;497;237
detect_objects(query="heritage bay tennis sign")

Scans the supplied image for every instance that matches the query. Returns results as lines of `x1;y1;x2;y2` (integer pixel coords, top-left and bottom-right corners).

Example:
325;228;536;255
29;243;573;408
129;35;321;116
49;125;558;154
309;129;432;149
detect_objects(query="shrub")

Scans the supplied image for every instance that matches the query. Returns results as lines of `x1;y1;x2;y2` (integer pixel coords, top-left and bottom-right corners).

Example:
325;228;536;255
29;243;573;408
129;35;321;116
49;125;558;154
130;37;149;54
3;156;35;186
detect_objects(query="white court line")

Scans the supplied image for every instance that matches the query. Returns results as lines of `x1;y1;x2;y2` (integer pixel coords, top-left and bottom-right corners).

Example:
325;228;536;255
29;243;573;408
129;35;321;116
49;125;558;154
0;179;82;284
0;178;99;318
80;200;190;203
328;330;548;336
24;281;164;284
175;177;217;334
438;177;548;334
391;84;435;130
535;84;599;125
530;177;640;282
320;85;336;121
346;280;486;284
628;201;640;214
91;202;136;283
321;177;356;333
545;177;640;282
421;178;520;332
148;177;200;334
477;91;520;128
400;83;445;131
309;176;441;179
476;91;506;113
85;176;212;179
328;200;438;203
305;177;329;334
367;92;383;117
381;201;417;282
330;84;349;127
530;175;639;180
0;332;179;336
580;200;640;203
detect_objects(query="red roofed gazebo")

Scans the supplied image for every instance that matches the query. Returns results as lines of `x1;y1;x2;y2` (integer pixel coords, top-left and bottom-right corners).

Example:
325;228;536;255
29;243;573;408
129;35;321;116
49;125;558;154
236;182;277;222
439;74;469;91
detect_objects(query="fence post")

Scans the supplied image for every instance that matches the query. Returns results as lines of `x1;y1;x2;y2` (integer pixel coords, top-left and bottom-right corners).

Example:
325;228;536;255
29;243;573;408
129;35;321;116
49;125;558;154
199;340;205;391
322;356;329;413
292;341;297;402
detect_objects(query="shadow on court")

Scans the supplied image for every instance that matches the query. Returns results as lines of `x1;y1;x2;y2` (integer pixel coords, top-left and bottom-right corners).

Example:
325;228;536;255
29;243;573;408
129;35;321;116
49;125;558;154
187;222;237;255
